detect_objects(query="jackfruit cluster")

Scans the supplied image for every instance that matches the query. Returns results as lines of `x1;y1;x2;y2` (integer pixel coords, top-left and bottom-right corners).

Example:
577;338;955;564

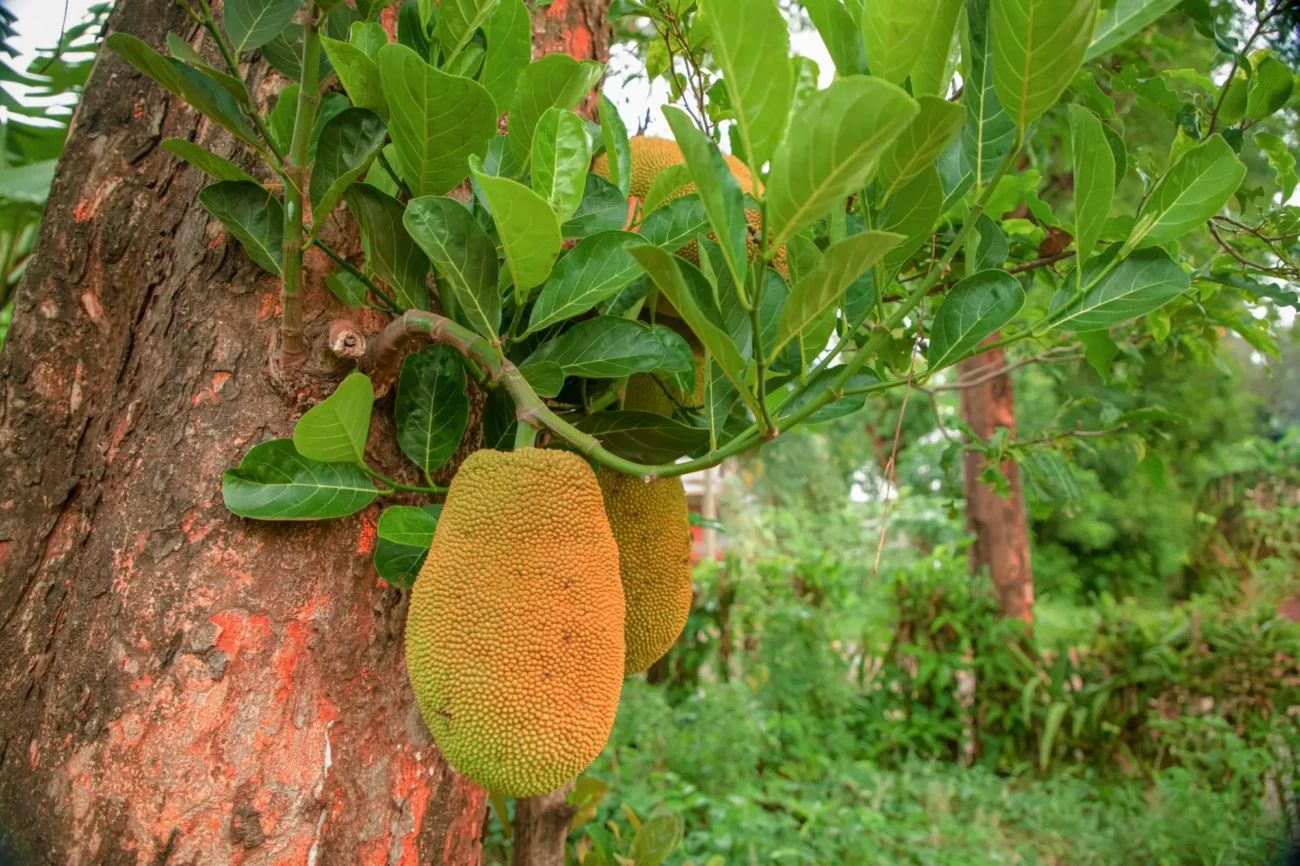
405;448;625;798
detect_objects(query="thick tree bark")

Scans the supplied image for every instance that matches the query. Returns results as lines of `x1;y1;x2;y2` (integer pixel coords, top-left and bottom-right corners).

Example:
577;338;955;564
0;2;606;865
957;334;1034;624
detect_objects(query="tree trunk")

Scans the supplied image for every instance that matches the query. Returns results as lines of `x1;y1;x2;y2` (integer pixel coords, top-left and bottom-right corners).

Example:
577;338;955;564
510;784;577;866
0;2;606;865
957;333;1034;624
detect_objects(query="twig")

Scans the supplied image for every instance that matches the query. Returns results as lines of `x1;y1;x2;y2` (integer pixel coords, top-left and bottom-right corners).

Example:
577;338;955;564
1207;220;1292;275
873;356;916;577
927;346;1083;392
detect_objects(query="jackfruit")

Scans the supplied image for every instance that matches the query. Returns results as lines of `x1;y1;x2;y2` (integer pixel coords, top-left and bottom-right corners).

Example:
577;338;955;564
598;467;694;675
592;136;755;200
624;339;706;415
405;448;625;798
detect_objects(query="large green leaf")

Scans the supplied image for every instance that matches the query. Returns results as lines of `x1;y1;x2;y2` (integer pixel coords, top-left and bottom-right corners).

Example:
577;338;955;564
437;0;501;62
1246;55;1295;121
403;195;501;339
626;243;751;410
293;371;374;464
638;193;708;251
875;96;966;201
801;0;867;78
225;0;303;53
861;0;936;86
321;34;386;118
162;139;257;183
766;76;918;250
531;107;592;222
1086;0;1180;59
961;0;1017;192
1129;134;1246;250
198;181;284;275
470;156;563;298
927;269;1026;371
573;411;710;463
704;0;791;170
345;184;431;310
598;93;632;198
395;345;469;472
881;166;943;272
374;505;441;588
482;0;531;114
106;35;260;148
991;0;1099;130
779;366;882;423
662;106;748;289
1255;132;1298;202
166;33;252;105
262;24;331;82
564;173;631;238
912;0;963;97
528;230;643;333
526;317;665;377
222;439;378;520
771;231;902;359
310;108;387;230
1055;248;1189;331
378;42;497;196
509;53;606;163
1066;105;1114;288
0;160;54;205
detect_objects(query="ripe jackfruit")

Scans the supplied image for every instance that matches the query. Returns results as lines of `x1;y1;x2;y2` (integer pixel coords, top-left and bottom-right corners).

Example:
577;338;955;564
405;448;625;798
598;467;693;675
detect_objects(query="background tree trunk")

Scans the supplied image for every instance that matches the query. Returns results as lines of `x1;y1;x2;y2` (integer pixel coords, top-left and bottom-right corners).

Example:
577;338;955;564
0;1;607;864
957;334;1034;623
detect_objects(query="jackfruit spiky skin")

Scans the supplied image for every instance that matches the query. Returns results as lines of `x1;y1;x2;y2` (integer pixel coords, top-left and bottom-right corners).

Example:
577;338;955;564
405;448;625;798
598;467;693;675
624;339;707;415
592;136;755;200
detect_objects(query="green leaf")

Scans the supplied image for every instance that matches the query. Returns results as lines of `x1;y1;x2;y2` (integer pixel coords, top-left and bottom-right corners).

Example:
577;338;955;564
437;0;501;63
573;411;710;463
310;108;388;230
1255;132;1298;202
881;166;944;272
766;76;918;250
564;173;631;238
627;813;685;866
396;345;469;472
378;42;497;196
106;35;259;148
528;230;643;333
1246;55;1295;121
509;53;606;163
875;96;966;201
912;0;963;97
526;317;665;377
198;181;284;275
778;365;881;423
0;159;54;205
771;230;903;359
626;243;752;411
374;505;440;588
398;0;433;57
642;163;694;216
293;371;374;464
345;184;431;310
519;359;565;397
166;33;252;105
861;0;936;86
1067;105;1114;287
598;93;632;198
321;34;386;118
162;139;257;183
638;193;708;251
482;0;531;113
404;195;501;338
802;0;867;78
532;107;592;222
326;268;369;307
262;24;332;81
704;0;791;170
352;21;390;59
1054;247;1190;331
991;0;1098;130
1128;134;1246;250
962;0;1017;193
1040;702;1068;770
969;213;1008;273
1087;0;1180;59
1078;329;1118;380
662;106;748;290
223;439;378;520
225;0;303;53
470;156;563;298
926;269;1026;371
786;234;823;287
